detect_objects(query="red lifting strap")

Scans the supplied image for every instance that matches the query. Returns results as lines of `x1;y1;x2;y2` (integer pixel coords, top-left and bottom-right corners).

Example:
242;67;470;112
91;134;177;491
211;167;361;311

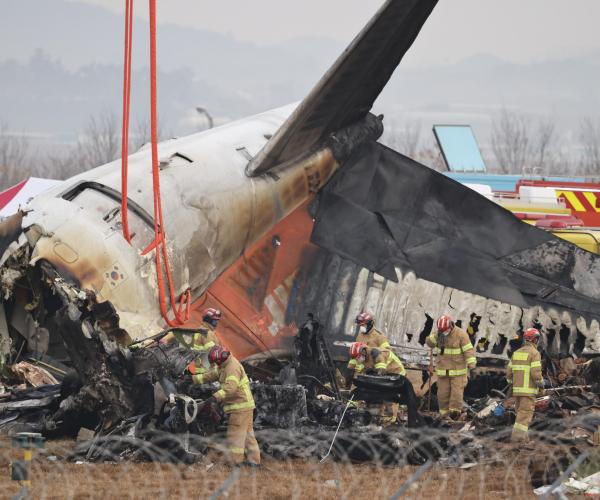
120;0;133;243
120;0;191;326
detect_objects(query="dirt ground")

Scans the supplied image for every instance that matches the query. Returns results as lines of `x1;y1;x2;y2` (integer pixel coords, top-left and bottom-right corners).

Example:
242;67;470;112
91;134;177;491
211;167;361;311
0;437;536;499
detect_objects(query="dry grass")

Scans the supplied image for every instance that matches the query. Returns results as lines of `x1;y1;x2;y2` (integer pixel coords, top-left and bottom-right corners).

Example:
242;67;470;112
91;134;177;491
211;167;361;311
0;437;536;499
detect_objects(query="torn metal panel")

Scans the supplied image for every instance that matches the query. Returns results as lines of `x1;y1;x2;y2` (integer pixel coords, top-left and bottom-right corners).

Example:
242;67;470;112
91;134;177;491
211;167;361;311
353;374;423;428
0;212;23;258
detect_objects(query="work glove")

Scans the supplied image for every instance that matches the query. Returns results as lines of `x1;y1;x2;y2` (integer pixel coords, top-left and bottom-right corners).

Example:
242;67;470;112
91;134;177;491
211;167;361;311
468;368;475;380
538;379;549;389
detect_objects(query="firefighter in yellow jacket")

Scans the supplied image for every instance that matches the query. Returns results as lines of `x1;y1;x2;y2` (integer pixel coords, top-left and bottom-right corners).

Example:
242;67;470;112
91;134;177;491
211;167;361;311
161;308;221;376
348;341;406;424
506;328;543;442
191;345;261;467
426;315;476;419
347;312;391;378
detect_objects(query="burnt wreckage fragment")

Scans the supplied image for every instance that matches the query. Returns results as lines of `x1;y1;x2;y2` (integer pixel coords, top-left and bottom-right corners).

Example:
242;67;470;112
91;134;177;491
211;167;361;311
311;141;600;320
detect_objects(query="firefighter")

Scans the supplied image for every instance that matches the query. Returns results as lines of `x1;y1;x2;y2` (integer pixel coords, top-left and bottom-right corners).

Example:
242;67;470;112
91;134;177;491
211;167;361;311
348;341;406;424
192;345;261;467
161;307;221;376
506;328;543;442
426;315;476;420
347;312;391;379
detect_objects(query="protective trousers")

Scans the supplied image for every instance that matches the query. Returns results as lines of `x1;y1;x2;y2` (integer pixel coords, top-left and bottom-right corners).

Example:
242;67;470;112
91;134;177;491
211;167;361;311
226;410;261;464
511;396;534;442
437;375;466;416
378;402;399;425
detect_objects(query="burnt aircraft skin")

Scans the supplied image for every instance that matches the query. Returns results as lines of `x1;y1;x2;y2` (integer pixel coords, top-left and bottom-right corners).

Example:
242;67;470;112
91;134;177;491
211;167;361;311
0;107;341;342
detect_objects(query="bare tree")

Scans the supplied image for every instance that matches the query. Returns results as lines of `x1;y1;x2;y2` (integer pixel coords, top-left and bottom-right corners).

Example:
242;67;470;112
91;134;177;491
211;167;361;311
491;109;531;174
130;116;168;152
43;150;84;181
579;117;600;175
533;117;557;173
43;111;120;180
79;111;120;168
397;120;422;158
381;119;422;158
0;123;37;189
414;135;446;171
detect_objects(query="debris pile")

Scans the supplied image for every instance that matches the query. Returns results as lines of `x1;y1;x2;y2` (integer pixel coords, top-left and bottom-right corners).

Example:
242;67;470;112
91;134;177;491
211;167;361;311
1;315;600;499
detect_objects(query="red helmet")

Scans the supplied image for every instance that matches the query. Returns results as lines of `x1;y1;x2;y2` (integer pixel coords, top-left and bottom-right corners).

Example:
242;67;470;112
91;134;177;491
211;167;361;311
355;312;374;326
349;342;367;359
437;315;454;333
208;345;230;365
524;328;541;342
203;308;222;321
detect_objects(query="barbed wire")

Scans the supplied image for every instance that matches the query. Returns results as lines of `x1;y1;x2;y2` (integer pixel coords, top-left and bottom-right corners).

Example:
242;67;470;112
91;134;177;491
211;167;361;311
2;409;598;499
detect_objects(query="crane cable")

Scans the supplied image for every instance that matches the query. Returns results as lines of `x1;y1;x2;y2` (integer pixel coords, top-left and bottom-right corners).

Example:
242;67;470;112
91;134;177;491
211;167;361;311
120;0;191;326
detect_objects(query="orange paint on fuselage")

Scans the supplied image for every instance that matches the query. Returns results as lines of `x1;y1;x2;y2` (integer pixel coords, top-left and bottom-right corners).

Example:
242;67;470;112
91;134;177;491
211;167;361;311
182;202;317;360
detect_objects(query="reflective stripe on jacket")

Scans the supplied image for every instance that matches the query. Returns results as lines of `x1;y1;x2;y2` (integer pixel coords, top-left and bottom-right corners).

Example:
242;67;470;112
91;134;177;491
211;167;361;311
347;327;391;370
347;358;365;374
193;355;255;413
188;322;219;376
426;326;476;377
373;349;406;376
506;342;542;396
192;322;218;352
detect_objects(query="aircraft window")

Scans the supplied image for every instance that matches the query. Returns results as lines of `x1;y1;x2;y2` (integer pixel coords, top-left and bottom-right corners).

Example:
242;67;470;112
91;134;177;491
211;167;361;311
62;183;154;249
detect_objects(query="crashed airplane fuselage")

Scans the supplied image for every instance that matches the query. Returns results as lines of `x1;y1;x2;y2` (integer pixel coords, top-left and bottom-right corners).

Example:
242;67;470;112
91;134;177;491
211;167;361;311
0;0;438;368
0;104;338;342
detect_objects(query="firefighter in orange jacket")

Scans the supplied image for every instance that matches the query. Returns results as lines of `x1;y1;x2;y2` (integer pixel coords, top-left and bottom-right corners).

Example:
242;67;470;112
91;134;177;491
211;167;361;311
347;312;391;379
506;328;543;442
191;345;261;467
426;315;476;419
162;308;221;376
349;341;406;424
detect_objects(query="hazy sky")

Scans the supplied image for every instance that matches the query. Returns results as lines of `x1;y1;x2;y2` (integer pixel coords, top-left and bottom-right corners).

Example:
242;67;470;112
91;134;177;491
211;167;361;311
68;0;600;66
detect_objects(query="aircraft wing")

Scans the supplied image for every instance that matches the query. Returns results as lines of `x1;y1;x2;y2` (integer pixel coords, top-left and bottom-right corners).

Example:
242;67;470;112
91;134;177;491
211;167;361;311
246;0;439;176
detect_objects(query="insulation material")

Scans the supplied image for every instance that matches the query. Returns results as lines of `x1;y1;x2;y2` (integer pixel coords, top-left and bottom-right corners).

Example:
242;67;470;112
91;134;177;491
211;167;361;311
11;361;59;387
